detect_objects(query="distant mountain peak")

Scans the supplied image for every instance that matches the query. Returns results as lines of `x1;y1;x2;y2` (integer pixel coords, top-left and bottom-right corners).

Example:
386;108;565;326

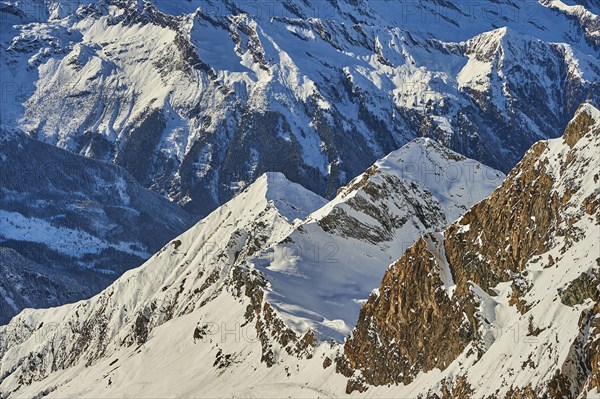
238;172;327;222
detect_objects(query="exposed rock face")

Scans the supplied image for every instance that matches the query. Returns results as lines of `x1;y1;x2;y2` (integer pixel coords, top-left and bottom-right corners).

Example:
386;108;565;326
344;103;600;397
317;173;446;245
443;139;558;296
345;235;473;386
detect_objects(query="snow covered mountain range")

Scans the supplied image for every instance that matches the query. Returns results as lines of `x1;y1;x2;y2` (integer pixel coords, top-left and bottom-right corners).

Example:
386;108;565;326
249;138;503;340
0;134;505;397
1;100;596;399
0;0;599;397
0;104;600;398
1;0;598;214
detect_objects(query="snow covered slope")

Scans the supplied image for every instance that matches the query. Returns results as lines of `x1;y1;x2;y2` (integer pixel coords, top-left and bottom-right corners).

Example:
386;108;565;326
345;103;600;397
0;0;597;215
0;138;503;398
0;130;195;324
0;171;329;397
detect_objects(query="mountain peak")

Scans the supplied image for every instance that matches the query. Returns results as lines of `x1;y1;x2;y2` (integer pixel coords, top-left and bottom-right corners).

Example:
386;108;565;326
572;102;600;123
376;138;505;222
244;143;504;342
562;102;600;148
244;172;327;222
382;136;466;164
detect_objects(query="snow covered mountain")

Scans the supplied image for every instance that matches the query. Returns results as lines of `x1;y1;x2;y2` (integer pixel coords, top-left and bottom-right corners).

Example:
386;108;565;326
249;137;503;339
0;138;503;397
0;0;599;396
0;130;195;324
1;0;597;215
1;103;595;399
344;103;600;397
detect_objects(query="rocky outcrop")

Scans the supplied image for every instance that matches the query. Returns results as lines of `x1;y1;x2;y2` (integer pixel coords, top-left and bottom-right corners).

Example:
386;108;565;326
318;173;446;245
345;236;474;386
344;104;600;396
